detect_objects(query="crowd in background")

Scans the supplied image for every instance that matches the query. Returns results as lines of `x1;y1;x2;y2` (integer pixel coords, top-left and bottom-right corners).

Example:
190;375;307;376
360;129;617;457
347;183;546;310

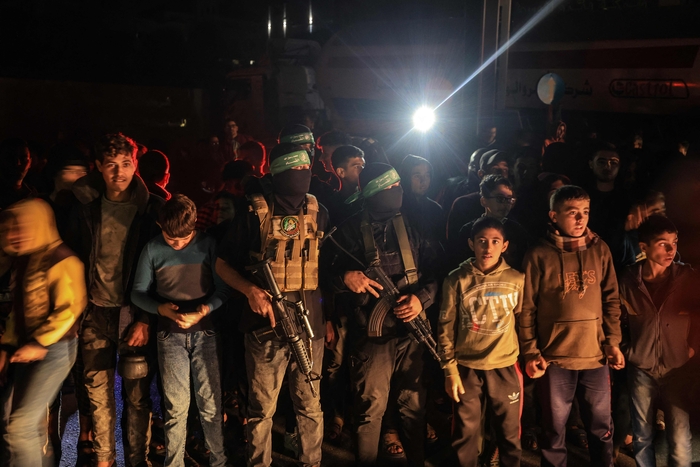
0;113;699;467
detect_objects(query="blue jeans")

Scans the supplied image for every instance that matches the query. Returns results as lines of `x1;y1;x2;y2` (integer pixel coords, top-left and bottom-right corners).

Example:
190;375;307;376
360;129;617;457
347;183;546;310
538;364;614;467
1;339;77;467
628;365;692;467
245;333;324;467
157;329;227;467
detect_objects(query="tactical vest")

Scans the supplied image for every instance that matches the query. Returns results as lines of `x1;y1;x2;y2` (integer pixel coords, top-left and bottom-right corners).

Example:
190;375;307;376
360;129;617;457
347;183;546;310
249;193;323;292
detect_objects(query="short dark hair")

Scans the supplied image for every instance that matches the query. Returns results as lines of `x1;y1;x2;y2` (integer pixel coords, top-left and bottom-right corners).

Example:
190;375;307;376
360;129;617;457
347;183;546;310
95;133;137;163
550;185;590;211
637;215;677;245
318;130;351;149
158;194;197;238
479;174;512;198
470;216;506;240
138;150;169;183
332;145;364;170
588;141;618;160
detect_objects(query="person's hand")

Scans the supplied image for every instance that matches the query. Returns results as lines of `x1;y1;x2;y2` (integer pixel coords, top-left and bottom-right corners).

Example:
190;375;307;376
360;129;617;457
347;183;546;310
324;320;337;350
525;355;548;378
0;349;8;387
125;322;150;347
246;286;275;327
604;345;625;370
624;205;646;231
177;305;210;330
393;294;422;322
445;375;465;403
157;303;180;321
343;271;383;298
10;342;48;363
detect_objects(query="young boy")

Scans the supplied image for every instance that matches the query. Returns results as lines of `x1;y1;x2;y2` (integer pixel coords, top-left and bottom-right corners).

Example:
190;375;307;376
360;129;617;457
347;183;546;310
131;194;230;467
519;185;624;467
438;216;524;467
619;215;699;467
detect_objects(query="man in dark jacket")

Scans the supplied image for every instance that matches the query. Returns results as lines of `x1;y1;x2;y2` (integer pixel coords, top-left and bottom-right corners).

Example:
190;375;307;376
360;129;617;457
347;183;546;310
216;143;329;467
619;215;700;467
325;163;438;467
67;133;164;467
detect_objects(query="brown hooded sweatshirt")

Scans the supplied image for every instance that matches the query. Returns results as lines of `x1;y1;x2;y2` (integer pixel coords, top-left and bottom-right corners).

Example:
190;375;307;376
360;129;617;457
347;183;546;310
519;227;622;370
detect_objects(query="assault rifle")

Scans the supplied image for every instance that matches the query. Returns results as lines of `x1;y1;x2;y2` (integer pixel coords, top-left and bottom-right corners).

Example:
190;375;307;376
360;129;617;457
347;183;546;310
364;266;441;362
246;259;319;397
324;228;440;362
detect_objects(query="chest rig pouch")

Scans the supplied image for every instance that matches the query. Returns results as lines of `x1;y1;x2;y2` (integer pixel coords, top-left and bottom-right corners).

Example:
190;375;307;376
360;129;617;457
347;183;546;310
361;212;419;337
249;194;323;292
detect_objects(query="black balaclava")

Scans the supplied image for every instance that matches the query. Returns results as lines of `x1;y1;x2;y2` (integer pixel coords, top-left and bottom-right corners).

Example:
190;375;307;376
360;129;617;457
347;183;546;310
273;169;311;214
270;142;312;214
360;162;404;223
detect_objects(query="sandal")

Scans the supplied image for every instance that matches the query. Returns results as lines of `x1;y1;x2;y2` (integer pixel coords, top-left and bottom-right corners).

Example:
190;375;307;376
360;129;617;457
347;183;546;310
383;430;406;458
75;440;94;467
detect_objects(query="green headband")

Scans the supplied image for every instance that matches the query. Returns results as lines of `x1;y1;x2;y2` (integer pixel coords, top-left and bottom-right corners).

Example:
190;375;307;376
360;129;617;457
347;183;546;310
279;132;315;145
270;150;311;175
345;168;401;204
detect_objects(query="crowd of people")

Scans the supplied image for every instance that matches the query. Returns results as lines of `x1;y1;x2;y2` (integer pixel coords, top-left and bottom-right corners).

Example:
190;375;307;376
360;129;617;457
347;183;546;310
0;116;698;467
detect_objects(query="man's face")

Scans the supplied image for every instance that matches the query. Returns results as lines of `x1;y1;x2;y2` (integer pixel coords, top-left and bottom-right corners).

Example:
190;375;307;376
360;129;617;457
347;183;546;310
410;164;431;197
336;156;364;187
549;198;590;237
55;165;88;191
640;231;677;269
590;150;620;183
481;184;515;220
514;156;539;187
162;230;195;251
216;198;236;224
225;121;238;139
1;146;31;183
0;215;33;256
96;153;136;195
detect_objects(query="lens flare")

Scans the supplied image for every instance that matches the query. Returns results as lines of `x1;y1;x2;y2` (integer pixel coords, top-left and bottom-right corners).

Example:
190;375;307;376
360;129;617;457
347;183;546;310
413;107;435;132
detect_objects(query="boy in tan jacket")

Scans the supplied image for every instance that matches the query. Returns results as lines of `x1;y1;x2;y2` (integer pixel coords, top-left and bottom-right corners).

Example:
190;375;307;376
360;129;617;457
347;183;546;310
439;216;525;467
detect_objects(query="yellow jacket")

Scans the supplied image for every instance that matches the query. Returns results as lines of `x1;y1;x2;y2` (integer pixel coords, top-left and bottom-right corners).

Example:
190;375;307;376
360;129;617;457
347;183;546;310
0;199;87;348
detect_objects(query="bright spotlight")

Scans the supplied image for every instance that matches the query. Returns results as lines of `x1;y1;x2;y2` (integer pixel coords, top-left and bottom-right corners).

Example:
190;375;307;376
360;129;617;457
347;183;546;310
413;107;435;132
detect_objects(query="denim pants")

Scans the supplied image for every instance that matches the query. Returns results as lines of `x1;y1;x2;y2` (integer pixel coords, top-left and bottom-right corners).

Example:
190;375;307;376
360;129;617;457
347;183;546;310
1;338;77;467
349;335;427;467
244;333;324;467
538;364;614;467
157;329;227;467
628;365;692;467
80;304;154;465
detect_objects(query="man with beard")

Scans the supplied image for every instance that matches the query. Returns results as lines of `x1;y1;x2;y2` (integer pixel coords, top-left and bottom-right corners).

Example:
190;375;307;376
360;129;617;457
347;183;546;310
215;143;329;467
325;163;438;467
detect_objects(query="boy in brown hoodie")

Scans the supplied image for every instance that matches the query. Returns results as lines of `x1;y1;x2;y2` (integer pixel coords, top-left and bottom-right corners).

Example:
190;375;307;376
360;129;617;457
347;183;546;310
519;185;624;467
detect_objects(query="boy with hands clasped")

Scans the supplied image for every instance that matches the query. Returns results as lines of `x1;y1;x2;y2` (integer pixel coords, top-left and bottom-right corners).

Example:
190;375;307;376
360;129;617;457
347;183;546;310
438;216;524;467
131;194;230;467
519;185;624;467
